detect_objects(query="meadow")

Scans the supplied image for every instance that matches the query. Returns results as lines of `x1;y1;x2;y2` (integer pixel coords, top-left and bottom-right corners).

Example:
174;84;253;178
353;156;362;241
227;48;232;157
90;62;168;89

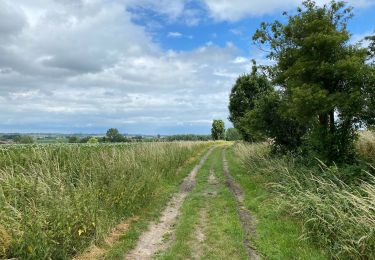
0;142;210;259
234;132;375;259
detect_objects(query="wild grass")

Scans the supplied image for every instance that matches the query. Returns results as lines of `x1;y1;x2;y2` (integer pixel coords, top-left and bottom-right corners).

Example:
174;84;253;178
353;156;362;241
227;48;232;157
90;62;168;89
235;142;375;259
0;142;210;259
357;130;375;165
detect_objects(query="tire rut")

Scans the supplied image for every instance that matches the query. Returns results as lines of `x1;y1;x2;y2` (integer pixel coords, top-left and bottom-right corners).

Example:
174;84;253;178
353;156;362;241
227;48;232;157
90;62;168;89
222;149;260;260
125;147;215;260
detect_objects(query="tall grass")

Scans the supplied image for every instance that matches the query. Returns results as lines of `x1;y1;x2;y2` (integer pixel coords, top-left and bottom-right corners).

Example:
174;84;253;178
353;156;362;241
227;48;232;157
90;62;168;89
0;142;210;259
235;142;375;259
357;131;375;165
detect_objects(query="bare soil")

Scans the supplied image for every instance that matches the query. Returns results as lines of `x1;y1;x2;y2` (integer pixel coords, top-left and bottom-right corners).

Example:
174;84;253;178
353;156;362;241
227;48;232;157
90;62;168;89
125;148;214;259
222;150;260;260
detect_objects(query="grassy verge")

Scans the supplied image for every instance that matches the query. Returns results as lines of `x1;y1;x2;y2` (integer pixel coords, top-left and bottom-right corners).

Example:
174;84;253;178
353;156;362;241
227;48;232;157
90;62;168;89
0;142;211;259
232;141;375;259
226;145;328;259
160;147;248;260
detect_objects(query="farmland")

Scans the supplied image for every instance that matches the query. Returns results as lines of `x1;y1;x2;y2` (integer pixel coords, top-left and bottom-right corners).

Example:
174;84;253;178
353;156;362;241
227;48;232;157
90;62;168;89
0;142;211;259
0;133;375;259
1;0;375;259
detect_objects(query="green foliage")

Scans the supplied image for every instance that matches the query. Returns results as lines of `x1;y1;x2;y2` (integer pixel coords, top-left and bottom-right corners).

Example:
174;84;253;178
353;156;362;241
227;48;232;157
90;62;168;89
252;0;374;163
164;134;212;141
14;135;34;144
225;128;242;141
106;128;126;143
0;142;209;259
87;137;99;144
244;91;307;152
228;62;272;141
211;120;225;140
68;136;80;143
366;33;375;60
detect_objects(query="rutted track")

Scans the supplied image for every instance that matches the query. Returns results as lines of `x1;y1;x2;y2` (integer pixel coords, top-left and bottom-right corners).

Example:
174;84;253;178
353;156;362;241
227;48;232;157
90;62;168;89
125;147;215;259
222;149;260;260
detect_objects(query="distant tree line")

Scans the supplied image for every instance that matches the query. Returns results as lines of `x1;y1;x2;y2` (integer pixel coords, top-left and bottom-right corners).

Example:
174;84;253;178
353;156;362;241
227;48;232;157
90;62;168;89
163;134;212;141
0;134;34;144
229;0;375;164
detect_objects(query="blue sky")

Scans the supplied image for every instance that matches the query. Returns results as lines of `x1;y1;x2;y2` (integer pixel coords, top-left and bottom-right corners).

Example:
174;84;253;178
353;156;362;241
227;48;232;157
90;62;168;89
0;0;374;135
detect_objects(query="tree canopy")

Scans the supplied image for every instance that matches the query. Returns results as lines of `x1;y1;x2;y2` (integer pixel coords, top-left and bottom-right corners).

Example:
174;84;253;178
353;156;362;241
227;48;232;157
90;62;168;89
106;128;126;143
228;61;272;141
250;0;374;162
211;120;225;140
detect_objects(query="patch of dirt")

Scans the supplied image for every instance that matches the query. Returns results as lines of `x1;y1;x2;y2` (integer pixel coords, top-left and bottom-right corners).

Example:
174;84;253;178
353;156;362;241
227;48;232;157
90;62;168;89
222;150;261;260
125;147;214;259
74;216;138;260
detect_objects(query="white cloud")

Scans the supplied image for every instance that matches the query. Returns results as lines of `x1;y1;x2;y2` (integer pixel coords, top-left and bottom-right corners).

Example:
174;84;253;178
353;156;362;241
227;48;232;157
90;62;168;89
0;0;250;134
233;57;247;64
168;32;183;38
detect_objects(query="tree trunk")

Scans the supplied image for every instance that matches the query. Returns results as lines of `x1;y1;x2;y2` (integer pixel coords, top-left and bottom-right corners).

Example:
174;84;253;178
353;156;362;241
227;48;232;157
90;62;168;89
319;114;328;127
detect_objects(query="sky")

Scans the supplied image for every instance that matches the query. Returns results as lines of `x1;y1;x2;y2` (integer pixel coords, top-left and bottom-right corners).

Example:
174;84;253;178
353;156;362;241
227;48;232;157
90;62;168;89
0;0;374;135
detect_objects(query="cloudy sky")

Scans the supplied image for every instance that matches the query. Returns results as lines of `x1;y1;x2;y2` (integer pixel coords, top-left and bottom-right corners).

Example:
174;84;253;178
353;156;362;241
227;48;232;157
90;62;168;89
1;0;374;134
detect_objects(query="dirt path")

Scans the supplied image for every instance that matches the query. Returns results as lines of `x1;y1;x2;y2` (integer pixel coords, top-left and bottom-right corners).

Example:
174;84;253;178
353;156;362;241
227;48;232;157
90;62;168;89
222;149;260;260
125;147;214;259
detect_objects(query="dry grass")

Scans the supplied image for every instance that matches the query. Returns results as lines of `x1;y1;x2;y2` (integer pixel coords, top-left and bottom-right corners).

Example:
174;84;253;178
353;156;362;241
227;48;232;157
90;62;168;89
357;131;375;164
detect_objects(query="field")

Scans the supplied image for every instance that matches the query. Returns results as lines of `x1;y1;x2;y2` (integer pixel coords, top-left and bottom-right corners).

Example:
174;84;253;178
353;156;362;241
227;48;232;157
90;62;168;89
1;134;375;259
0;142;210;259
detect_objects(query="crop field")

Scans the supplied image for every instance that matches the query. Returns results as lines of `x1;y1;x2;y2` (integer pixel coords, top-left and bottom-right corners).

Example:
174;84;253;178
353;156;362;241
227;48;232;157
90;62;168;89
0;142;210;259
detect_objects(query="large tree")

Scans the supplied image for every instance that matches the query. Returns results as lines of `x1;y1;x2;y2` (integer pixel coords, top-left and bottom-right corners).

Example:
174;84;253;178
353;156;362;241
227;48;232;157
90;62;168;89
211;120;225;140
253;0;374;162
228;62;272;141
106;128;125;143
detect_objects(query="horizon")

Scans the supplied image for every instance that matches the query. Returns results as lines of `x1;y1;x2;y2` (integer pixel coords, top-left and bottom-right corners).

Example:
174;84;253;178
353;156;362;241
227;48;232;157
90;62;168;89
1;0;375;135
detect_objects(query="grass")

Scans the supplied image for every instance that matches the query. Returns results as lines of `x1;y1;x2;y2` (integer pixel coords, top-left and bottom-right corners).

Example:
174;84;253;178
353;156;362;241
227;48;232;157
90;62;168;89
160;146;248;260
104;146;211;259
0;142;212;259
226;146;327;259
357;130;375;165
233;142;375;259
